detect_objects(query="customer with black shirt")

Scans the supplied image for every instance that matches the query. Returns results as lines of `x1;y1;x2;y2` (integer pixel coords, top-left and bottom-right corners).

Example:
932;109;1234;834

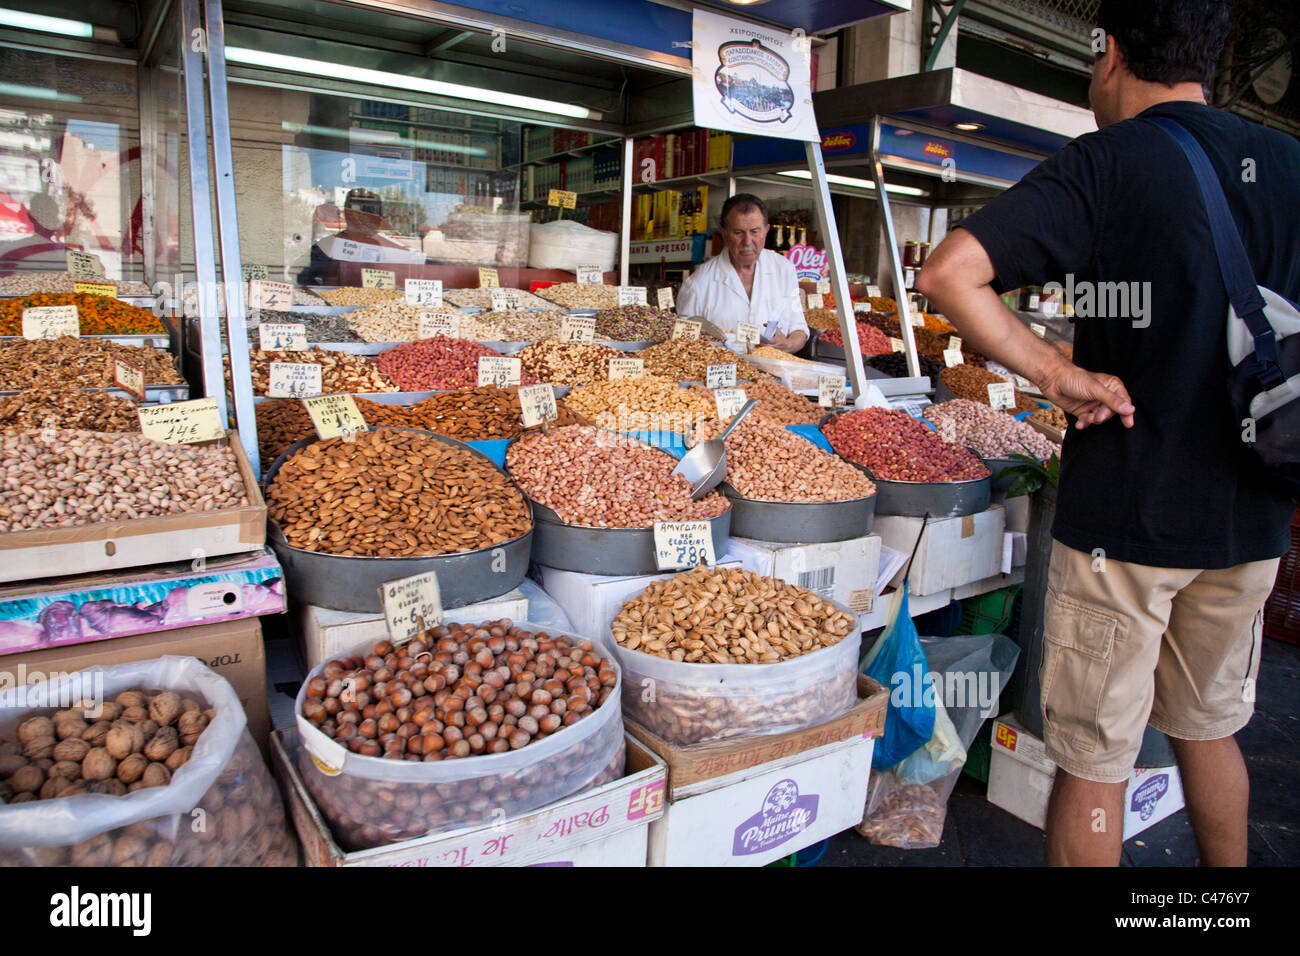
918;0;1297;866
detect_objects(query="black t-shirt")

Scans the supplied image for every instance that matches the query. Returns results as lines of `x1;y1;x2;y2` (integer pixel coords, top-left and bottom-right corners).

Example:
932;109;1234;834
960;101;1297;569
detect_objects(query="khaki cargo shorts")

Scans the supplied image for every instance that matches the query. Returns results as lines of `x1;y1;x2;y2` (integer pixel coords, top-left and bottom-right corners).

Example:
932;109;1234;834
1039;541;1279;783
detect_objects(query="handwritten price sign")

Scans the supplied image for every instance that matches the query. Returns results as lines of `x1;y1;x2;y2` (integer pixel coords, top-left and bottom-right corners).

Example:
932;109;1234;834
378;570;443;644
137;399;226;445
303;394;369;440
653;521;716;571
477;356;521;388
518;384;557;428
113;358;146;401
405;279;443;307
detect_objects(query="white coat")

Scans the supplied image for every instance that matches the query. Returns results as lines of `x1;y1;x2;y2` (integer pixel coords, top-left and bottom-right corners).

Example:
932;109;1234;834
676;249;809;341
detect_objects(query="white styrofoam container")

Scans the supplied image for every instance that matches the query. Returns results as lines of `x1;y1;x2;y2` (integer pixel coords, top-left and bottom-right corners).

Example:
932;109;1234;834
988;717;1185;840
296;589;528;670
647;736;874;867
873;505;1006;597
725;534;880;615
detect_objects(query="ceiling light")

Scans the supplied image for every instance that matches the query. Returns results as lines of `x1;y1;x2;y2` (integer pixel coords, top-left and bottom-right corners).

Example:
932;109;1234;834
954;122;984;131
226;47;595;120
778;169;925;197
0;8;93;38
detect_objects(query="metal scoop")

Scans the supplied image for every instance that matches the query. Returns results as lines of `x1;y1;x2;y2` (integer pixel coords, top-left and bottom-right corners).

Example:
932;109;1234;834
672;398;758;500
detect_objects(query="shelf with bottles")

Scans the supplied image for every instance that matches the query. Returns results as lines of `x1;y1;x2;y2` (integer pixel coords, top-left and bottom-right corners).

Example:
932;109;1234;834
509;129;624;168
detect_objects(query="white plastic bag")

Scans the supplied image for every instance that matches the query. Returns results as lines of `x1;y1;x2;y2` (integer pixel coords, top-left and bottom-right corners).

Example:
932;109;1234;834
528;220;619;272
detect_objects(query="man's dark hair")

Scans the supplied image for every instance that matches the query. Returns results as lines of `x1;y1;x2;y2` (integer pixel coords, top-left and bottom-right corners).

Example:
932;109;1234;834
720;193;768;229
1097;0;1231;86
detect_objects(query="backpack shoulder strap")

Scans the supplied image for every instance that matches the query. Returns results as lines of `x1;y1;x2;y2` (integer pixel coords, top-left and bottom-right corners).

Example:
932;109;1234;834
1147;115;1284;388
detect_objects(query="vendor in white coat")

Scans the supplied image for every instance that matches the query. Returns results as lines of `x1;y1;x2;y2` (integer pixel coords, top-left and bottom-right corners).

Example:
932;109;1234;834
676;194;809;353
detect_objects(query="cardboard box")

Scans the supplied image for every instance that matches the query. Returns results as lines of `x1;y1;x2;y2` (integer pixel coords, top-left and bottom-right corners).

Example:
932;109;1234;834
0;617;269;751
873;505;1006;597
725;535;880;615
536;556;742;641
0;431;266;583
296;589;528;671
271;728;667;867
629;676;886;866
988;716;1185;840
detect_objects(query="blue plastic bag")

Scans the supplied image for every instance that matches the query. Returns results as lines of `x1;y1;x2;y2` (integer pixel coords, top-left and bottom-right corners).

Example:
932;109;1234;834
862;588;935;770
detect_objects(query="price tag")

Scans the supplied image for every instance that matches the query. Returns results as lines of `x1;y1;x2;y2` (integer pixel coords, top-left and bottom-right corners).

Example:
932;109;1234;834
303;394;369;440
890;337;905;353
653;521;717;571
948;335;962;351
559;314;596;344
657;286;674;310
672;319;701;340
73;282;116;299
706;364;737;389
866;285;882;298
478;267;500;288
987;382;1016;410
806;293;824;310
268;362;323;398
518;384;557;427
489;288;524;311
113;358;146;401
21;305;79;340
361;268;396;289
258;322;307;351
735;322;761;352
853;300;871;313
419;310;460;339
816;280;831;295
576;266;603;285
477;356;521;388
817;374;846;408
241;263;269;282
248;279;293;312
618;286;648;307
943;349;964;368
1030;322;1047;338
548;188;578;209
609;357;644;380
713;387;746;418
378;570;443;644
137;398;226;445
910;312;925;327
405;278;443;307
66;249;104;277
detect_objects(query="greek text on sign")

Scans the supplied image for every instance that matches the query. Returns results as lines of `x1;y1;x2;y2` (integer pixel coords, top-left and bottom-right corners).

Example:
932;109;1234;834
268;362;323;398
576;266;603;285
478;267;500;288
609;357;644;380
405;278;443;307
706;364;737;388
304;394;368;440
419;311;459;339
1030;322;1047;338
478;356;521;388
361;268;396;289
618;286;648;307
137;399;225;445
241;263;269;281
113;358;146;401
943;349;964;368
736;322;760;351
259;322;307;351
248;280;293;312
816;280;831;295
378;570;443;644
73;282;116;298
66;249;104;277
518;384;557;428
890;337;905;353
559;314;596;344
948;335;962;351
489;287;523;311
818;374;846;408
22;305;79;340
672;319;701;340
654;521;716;571
806;293;823;310
548;189;577;209
987;382;1016;410
657;286;674;310
714;387;746;419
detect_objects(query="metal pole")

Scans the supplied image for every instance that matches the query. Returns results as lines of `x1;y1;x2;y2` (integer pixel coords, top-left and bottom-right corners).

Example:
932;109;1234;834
870;116;921;379
203;0;260;477
804;139;865;398
137;65;157;290
179;0;227;421
620;135;633;285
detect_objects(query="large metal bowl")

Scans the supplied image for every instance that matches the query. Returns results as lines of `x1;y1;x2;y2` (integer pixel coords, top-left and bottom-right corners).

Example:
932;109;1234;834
263;427;533;612
719;484;875;543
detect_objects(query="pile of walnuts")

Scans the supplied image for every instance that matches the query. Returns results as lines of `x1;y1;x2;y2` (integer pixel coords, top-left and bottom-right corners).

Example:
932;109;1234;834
0;690;212;802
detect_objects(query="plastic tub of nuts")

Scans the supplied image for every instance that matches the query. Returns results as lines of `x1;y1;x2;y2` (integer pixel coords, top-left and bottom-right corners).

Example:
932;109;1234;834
293;622;625;850
610;566;862;746
263;428;534;612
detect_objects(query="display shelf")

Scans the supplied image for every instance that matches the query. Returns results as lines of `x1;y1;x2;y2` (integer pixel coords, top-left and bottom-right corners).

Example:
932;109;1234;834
632;172;730;190
506;137;625;169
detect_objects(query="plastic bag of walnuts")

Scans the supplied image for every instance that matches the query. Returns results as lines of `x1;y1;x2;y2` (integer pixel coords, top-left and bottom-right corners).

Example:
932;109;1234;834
0;656;296;866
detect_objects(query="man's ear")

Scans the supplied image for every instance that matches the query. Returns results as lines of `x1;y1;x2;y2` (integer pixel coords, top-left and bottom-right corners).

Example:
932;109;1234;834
1099;34;1126;80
